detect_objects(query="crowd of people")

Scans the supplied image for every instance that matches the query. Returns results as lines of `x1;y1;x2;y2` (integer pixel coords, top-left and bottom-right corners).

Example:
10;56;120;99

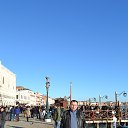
52;101;128;128
0;105;47;128
0;100;85;128
0;100;126;128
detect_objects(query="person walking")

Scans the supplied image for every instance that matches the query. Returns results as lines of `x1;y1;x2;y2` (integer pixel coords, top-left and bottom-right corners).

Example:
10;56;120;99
0;107;6;128
60;100;85;128
33;106;39;119
26;106;31;122
53;103;61;128
14;106;20;121
10;106;15;121
42;108;46;121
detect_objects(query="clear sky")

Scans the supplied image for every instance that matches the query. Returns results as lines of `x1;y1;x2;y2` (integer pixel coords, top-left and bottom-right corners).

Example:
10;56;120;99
0;0;128;102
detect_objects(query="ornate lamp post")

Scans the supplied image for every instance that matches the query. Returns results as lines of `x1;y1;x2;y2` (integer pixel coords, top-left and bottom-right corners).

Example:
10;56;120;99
99;95;108;109
115;91;127;106
45;76;51;122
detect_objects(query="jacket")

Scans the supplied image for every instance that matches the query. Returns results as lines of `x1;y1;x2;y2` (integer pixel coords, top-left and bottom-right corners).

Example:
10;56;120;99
60;109;85;128
1;111;6;122
53;107;61;121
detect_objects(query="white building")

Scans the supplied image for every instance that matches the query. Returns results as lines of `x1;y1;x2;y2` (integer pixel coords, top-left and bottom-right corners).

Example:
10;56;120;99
0;61;16;106
34;92;43;106
16;87;55;106
16;86;36;106
48;97;55;105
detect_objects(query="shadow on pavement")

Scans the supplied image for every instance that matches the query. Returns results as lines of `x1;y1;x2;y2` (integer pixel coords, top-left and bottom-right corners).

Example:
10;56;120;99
6;125;24;128
21;118;54;126
30;121;54;126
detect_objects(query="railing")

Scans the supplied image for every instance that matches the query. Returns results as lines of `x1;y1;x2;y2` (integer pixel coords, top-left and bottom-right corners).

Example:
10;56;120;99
83;109;128;121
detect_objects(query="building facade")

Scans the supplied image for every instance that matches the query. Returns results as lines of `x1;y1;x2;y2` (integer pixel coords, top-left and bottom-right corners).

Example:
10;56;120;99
0;61;16;106
16;86;36;106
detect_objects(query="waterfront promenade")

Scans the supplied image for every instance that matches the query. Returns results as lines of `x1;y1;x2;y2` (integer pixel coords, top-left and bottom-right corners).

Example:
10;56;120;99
3;111;128;128
5;114;54;128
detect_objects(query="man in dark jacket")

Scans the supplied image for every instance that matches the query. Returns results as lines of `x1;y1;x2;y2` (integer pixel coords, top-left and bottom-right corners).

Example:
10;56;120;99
60;100;85;128
0;107;6;128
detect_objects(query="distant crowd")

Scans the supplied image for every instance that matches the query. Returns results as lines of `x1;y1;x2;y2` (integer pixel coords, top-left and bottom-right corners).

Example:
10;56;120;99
0;101;127;128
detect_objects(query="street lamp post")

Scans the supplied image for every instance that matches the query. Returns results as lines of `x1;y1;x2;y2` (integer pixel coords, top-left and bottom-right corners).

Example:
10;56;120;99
115;91;127;106
45;76;51;122
115;91;127;120
99;95;108;109
89;97;96;105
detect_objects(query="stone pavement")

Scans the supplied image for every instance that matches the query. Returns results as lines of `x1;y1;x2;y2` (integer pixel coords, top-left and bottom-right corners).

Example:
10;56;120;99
5;114;54;128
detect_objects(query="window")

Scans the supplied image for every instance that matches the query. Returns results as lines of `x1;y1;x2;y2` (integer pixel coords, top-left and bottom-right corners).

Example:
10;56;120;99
16;95;18;99
24;96;26;99
3;77;4;84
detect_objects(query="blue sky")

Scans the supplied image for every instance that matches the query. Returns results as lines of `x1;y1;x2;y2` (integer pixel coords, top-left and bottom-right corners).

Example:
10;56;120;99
0;0;128;102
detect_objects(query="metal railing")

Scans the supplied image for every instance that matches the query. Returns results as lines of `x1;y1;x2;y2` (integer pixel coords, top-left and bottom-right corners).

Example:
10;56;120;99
83;109;128;121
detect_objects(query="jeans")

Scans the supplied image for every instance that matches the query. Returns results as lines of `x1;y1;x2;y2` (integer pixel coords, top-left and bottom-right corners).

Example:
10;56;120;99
54;121;61;128
10;113;15;121
0;121;5;128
